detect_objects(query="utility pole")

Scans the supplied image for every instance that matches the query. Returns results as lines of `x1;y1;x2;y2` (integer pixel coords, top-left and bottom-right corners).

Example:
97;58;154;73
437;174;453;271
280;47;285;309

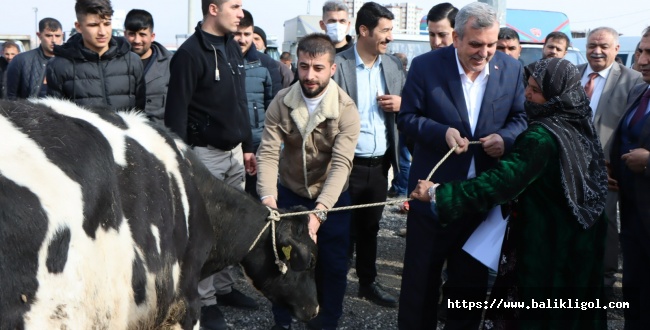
307;0;311;14
479;0;506;27
188;0;195;35
33;7;38;48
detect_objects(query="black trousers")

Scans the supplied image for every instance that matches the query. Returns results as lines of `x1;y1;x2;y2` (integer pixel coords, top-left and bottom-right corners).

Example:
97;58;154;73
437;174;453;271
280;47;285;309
348;158;389;285
620;192;650;330
398;211;488;330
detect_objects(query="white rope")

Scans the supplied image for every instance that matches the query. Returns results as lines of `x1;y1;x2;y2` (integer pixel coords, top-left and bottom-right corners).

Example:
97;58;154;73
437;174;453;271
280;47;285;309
247;207;288;274
249;142;482;275
266;142;483;219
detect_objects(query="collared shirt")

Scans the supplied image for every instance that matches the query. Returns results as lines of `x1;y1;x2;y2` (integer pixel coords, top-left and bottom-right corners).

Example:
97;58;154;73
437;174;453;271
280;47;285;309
455;49;490;179
581;63;613;119
625;86;650;126
353;44;388;157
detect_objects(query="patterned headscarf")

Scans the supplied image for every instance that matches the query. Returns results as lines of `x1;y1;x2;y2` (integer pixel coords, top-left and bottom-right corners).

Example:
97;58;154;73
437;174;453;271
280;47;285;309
524;58;608;229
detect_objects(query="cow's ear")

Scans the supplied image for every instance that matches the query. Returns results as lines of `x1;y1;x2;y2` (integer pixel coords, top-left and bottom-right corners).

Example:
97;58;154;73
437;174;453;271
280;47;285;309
283;238;316;272
276;211;316;271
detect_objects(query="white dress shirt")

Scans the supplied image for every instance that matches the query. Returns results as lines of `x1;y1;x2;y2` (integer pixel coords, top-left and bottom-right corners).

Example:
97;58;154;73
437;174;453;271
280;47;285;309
455;49;490;179
581;64;613;119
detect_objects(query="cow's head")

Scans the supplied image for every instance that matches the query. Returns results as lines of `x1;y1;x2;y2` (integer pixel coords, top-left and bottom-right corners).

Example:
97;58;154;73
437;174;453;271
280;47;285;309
241;207;319;321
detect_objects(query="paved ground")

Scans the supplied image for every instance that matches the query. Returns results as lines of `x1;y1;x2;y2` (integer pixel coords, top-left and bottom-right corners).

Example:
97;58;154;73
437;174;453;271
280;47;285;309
217;196;626;329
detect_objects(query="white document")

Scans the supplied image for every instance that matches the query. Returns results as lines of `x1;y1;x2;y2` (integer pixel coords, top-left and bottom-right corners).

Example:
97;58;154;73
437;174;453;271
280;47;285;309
462;205;509;271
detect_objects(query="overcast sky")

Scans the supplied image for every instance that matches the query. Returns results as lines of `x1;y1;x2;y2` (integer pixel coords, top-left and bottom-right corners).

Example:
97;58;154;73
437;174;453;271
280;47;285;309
2;0;648;48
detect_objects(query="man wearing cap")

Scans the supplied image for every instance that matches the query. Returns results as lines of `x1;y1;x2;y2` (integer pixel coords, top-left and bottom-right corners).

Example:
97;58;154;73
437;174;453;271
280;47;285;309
253;26;293;87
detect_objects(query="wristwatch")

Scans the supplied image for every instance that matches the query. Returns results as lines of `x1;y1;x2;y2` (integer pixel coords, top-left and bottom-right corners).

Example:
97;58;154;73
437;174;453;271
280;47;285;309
313;209;328;224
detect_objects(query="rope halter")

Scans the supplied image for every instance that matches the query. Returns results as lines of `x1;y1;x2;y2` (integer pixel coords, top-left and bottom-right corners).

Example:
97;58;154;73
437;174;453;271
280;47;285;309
247;207;288;275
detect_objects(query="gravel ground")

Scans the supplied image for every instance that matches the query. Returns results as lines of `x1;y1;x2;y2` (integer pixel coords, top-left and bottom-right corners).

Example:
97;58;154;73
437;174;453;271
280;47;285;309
219;196;627;329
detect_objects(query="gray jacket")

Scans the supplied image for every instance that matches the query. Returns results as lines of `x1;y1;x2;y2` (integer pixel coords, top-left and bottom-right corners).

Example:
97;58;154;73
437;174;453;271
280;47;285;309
577;62;643;160
143;42;172;121
333;46;406;171
5;47;50;99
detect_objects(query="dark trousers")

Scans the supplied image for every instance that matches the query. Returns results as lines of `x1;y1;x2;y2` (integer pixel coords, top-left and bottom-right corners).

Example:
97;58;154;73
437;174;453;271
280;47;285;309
444;249;489;330
603;191;620;288
398;211;488;330
348;159;389;285
244;173;259;199
272;184;351;330
619;194;650;330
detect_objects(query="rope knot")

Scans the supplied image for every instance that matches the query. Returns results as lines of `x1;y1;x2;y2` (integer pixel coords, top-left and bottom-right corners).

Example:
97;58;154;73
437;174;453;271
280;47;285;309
266;206;287;274
267;208;281;222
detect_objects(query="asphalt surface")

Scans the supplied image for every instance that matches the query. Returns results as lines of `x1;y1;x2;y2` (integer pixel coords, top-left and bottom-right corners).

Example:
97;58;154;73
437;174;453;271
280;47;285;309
215;196;627;329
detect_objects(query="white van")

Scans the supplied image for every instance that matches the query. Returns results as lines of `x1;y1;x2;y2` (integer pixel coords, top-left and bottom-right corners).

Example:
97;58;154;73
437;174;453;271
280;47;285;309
519;44;587;66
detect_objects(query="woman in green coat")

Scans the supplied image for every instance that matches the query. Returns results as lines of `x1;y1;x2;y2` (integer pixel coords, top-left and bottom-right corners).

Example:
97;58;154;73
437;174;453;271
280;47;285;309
411;58;609;329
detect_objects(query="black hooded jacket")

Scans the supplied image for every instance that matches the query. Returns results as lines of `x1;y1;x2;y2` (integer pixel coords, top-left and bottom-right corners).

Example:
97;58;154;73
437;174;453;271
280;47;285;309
46;33;145;111
164;22;252;152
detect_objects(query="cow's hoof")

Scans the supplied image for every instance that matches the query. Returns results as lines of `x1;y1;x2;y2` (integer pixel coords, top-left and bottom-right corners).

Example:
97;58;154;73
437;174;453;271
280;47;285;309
306;315;322;330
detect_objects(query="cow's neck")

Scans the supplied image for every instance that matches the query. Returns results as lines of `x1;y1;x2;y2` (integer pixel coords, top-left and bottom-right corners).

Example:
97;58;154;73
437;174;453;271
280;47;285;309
186;152;270;276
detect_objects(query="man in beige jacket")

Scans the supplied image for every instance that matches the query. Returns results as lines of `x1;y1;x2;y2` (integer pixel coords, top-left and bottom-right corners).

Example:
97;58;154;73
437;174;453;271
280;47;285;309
256;33;360;330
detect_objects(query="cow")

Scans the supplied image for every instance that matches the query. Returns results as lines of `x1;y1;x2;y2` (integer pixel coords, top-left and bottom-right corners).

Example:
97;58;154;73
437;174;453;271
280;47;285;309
0;98;319;329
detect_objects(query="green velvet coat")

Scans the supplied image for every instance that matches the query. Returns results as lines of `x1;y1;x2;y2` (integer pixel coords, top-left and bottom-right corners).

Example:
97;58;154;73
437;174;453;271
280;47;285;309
436;124;607;329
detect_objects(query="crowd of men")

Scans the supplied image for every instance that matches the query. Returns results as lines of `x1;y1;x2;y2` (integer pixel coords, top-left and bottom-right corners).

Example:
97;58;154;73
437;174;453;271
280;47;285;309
1;0;649;329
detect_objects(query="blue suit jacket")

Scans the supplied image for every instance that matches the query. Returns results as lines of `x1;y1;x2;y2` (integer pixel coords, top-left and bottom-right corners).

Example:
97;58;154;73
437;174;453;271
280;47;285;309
609;83;650;233
397;46;527;217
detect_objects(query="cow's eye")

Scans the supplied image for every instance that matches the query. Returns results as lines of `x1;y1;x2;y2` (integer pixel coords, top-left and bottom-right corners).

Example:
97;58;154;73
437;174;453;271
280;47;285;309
308;253;317;270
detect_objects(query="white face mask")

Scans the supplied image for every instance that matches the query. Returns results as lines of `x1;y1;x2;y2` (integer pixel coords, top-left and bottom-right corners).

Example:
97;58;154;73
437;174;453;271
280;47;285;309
326;22;349;43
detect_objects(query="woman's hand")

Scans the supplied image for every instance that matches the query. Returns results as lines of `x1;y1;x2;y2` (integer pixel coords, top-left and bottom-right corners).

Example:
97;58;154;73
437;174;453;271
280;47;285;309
410;180;435;202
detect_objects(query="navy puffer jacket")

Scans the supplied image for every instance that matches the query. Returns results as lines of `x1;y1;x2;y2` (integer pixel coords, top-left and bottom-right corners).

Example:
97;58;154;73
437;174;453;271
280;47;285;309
5;47;51;99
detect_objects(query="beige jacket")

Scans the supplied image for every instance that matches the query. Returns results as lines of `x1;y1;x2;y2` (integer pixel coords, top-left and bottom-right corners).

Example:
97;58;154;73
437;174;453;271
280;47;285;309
256;80;360;209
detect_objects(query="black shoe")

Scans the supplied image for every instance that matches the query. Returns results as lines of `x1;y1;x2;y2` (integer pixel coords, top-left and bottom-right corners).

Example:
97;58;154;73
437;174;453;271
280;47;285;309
358;282;398;308
200;305;227;330
217;288;259;310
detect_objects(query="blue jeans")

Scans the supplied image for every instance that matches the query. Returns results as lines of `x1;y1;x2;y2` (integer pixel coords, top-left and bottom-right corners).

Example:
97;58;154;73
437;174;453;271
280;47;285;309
390;132;411;196
272;184;351;330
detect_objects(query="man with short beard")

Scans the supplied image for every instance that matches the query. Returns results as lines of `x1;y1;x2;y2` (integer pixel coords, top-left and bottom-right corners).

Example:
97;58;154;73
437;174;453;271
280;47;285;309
257;33;360;330
609;26;650;329
542;31;570;59
233;9;282;198
332;1;405;310
124;9;172;122
6;18;63;99
576;26;642;301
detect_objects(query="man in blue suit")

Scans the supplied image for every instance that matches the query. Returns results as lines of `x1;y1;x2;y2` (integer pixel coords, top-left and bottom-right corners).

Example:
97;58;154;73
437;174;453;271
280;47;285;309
397;3;527;329
609;28;650;330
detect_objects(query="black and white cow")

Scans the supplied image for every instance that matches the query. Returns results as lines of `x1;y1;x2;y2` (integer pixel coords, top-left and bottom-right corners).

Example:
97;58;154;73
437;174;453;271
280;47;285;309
0;98;318;329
